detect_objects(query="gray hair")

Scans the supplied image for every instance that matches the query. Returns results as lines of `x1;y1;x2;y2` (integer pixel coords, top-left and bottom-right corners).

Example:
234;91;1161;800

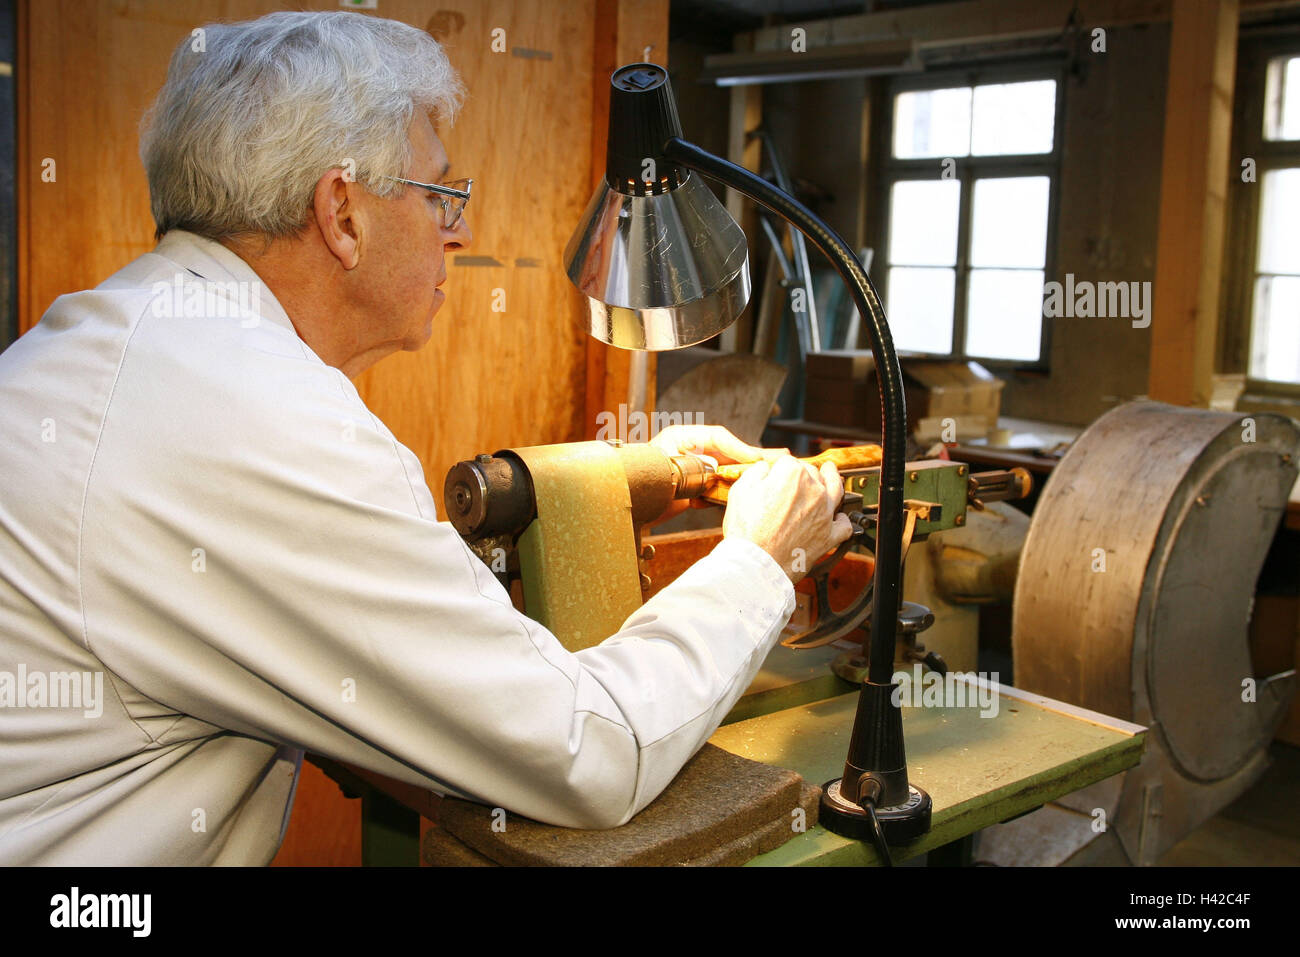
140;11;463;241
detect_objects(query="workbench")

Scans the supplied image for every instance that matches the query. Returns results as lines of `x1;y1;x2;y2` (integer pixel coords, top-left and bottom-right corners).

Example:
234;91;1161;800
311;641;1146;866
715;662;1145;866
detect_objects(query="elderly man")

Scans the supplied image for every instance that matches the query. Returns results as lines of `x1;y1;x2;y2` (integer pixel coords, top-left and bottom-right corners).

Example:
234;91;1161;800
0;11;849;864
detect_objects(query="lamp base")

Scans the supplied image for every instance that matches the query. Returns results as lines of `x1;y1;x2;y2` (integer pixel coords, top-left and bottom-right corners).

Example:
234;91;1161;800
819;778;932;844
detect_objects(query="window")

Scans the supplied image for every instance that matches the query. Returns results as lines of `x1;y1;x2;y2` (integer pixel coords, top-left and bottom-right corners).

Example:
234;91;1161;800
879;70;1061;365
1244;55;1300;385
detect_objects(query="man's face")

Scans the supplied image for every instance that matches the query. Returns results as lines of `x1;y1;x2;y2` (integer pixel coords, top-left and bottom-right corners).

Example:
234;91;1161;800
359;112;471;353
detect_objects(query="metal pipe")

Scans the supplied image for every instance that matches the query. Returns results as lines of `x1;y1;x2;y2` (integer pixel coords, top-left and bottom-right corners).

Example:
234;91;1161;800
749;130;821;354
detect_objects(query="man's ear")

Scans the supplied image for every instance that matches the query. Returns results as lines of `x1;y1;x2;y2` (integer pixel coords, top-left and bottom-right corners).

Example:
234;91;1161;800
312;168;363;269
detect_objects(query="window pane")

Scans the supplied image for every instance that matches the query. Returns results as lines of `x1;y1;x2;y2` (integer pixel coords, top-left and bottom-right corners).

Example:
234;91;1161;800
1250;276;1300;383
887;267;955;354
1264;56;1300;141
966;268;1044;361
1258;169;1300;274
888;179;960;266
971;80;1056;155
893;87;972;158
970;176;1050;268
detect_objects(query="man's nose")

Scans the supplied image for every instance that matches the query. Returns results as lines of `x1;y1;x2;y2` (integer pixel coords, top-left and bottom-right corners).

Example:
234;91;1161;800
446;214;472;249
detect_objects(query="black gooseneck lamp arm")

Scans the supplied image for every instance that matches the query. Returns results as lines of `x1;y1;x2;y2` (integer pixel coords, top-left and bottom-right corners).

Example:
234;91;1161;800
662;136;931;850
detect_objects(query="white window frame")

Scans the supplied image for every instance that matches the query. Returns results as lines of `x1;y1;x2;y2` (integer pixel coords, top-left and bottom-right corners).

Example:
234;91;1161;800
876;63;1065;370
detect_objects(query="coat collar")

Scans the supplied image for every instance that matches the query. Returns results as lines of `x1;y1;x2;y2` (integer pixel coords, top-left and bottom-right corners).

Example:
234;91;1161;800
152;230;298;336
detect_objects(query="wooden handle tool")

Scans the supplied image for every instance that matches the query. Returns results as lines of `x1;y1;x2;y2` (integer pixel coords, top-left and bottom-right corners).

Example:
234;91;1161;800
703;444;883;504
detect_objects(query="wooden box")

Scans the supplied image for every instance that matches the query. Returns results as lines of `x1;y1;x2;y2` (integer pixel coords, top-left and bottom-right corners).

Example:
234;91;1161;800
804;352;1004;435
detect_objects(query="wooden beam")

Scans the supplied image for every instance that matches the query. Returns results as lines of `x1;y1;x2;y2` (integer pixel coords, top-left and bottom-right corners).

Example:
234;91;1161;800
15;0;30;337
719;32;762;356
583;0;667;438
746;0;1296;54
1149;0;1239;407
855;86;873;258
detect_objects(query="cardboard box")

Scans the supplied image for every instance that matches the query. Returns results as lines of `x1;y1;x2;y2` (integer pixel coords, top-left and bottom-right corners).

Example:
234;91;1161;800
806;350;876;382
804;352;1004;434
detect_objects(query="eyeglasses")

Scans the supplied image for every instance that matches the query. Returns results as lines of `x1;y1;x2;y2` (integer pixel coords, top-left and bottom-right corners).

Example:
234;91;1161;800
386;176;473;230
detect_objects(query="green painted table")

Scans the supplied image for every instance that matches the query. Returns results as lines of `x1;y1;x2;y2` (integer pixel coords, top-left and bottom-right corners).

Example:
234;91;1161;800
711;677;1146;866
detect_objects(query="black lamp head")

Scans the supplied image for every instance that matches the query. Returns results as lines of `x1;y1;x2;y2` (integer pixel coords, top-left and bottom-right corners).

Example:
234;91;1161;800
604;63;689;195
563;63;750;351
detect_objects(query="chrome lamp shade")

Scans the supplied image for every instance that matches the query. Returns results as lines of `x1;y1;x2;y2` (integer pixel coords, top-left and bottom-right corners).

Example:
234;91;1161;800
564;63;750;351
564;174;750;351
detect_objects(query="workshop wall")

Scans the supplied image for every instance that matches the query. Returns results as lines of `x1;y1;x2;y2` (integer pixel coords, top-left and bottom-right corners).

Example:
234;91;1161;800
761;77;870;250
667;38;733;177
700;23;1170;428
999;23;1169;425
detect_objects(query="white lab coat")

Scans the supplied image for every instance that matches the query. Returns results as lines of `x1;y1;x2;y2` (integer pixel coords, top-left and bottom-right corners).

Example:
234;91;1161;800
0;231;796;864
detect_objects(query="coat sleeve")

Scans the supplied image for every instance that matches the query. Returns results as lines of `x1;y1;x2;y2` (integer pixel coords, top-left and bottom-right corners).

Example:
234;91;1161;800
79;336;796;829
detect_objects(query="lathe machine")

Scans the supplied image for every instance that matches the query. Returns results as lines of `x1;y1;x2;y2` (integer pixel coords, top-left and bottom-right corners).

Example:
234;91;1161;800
443;440;1031;671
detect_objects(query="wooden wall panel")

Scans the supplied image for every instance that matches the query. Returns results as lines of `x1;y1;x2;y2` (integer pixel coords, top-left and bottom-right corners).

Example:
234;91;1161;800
19;0;275;331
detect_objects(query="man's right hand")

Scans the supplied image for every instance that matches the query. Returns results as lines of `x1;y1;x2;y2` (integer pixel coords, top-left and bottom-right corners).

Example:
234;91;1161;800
721;454;854;583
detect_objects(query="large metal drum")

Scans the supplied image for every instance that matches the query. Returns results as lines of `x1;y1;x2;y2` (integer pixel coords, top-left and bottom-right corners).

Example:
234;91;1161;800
1011;400;1299;864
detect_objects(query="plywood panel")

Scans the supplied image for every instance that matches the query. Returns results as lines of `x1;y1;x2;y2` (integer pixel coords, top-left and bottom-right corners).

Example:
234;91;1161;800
19;0;276;329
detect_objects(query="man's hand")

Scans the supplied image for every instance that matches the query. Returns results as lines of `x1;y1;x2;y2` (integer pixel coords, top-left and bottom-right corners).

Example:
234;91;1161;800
722;456;854;584
648;423;788;466
646;424;789;526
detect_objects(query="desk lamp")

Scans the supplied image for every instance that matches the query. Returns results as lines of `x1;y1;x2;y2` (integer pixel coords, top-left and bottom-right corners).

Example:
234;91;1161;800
565;64;931;855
